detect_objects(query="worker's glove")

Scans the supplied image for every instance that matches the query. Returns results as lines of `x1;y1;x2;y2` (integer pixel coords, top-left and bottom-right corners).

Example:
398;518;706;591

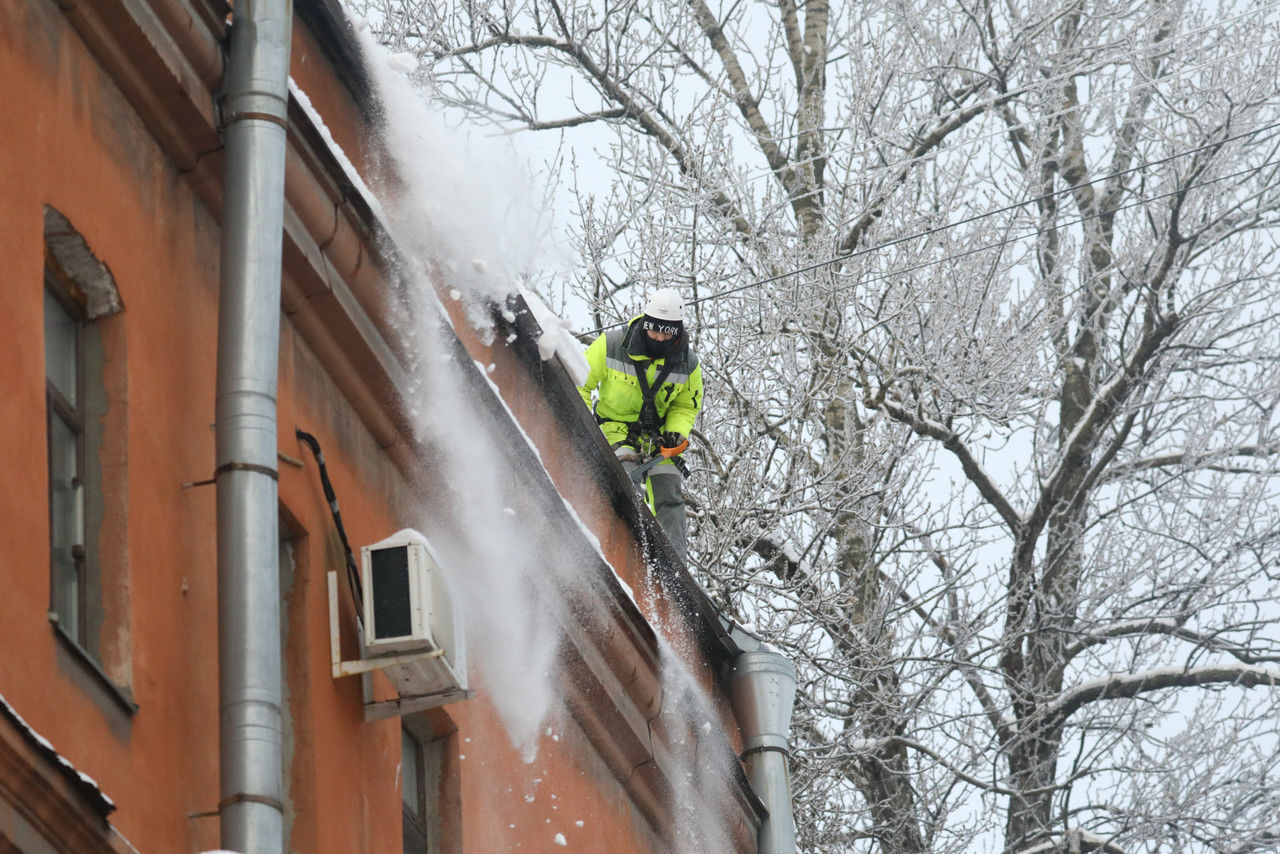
660;432;688;453
614;445;643;464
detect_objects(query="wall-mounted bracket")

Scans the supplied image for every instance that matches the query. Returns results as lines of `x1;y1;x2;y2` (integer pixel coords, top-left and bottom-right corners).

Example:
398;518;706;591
328;571;472;719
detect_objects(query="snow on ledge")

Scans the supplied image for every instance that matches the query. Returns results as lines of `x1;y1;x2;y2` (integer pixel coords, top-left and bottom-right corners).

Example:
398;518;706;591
0;692;115;813
288;77;389;227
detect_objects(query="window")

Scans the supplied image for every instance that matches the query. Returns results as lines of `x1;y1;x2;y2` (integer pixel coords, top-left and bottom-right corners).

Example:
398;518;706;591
44;277;87;642
41;206;127;700
400;717;459;854
402;727;430;854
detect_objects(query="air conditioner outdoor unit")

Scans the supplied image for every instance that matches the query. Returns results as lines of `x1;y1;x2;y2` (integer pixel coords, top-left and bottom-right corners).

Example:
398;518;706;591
359;529;467;701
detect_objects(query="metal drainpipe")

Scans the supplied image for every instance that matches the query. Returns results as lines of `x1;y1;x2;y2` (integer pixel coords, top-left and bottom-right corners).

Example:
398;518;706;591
727;634;799;854
215;1;293;851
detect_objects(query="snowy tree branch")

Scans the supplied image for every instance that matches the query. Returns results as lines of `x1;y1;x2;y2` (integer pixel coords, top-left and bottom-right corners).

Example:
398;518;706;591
517;108;631;130
1029;309;1180;541
686;0;796;195
836;90;990;256
445;27;760;242
1104;444;1280;480
876;397;1022;532
1063;619;1280;667
1049;664;1280;726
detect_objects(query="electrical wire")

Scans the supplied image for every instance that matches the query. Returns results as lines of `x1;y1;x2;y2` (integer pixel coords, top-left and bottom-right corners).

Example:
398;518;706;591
296;429;366;624
582;122;1280;335
693;120;1280;306
572;32;1280;284
688;0;1280;151
777;156;1280;323
690;16;1280;216
565;8;1280;250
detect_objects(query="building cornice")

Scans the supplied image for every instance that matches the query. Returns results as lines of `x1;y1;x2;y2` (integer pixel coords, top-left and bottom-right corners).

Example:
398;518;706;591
0;695;132;853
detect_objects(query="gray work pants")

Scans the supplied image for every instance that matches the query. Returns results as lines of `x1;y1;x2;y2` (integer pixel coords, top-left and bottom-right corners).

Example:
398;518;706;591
622;459;687;564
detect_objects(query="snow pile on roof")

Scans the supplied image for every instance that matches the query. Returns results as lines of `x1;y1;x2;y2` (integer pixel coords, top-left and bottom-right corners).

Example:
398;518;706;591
288;78;388;227
519;287;590;386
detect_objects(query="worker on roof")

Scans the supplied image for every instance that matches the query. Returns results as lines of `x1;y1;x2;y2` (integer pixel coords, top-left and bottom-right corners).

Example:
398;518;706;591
578;288;703;562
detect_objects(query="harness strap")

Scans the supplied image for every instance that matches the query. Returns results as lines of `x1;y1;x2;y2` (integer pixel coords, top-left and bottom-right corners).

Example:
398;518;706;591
632;357;676;436
595;339;680;449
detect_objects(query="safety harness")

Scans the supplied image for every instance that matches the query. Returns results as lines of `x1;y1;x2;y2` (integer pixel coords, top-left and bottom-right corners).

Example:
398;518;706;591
594;343;692;477
589;315;695;482
596;355;674;449
633;357;674;434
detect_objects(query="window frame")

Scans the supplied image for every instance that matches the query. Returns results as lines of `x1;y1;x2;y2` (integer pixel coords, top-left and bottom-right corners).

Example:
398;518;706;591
44;262;89;645
40;212;135;717
402;725;430;853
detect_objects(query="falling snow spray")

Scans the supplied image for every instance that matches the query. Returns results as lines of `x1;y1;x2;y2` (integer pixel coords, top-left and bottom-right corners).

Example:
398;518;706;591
349;21;572;758
350;22;744;851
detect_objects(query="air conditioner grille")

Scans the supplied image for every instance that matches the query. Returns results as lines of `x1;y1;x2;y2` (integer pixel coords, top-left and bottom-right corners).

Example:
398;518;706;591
370;545;412;638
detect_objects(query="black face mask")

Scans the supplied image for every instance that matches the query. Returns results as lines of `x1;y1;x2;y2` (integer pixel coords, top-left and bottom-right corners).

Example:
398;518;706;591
641;332;679;358
638;316;683;358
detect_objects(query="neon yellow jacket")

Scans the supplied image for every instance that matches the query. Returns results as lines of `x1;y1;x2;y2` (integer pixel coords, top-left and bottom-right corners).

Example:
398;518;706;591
578;316;703;450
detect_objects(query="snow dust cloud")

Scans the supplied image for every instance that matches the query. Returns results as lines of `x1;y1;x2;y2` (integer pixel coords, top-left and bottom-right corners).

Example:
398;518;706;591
348;22;744;852
352;22;569;758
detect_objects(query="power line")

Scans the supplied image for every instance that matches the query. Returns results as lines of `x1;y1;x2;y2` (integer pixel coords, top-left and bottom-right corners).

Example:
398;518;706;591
695;0;1280;152
582;120;1280;335
569;11;1280;253
774;156;1279;326
573;32;1280;282
692;120;1280;308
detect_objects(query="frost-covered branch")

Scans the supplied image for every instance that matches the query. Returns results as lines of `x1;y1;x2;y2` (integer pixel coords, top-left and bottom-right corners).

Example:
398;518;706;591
876;397;1022;532
518;108;630;130
1104;444;1280;480
440;23;761;243
1063;619;1280;667
1049;664;1280;725
686;0;794;191
1029;310;1180;540
836;91;991;256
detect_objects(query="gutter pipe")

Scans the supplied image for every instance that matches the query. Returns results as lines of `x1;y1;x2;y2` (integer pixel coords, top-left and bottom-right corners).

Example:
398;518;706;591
725;621;799;854
215;1;293;851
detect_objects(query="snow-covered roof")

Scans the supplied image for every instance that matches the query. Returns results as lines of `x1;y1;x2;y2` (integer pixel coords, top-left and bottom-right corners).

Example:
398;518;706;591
0;692;116;818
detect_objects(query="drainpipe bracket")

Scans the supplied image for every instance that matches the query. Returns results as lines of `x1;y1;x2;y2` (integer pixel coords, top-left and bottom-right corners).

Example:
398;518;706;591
741;743;792;761
218;793;286;812
224;110;290;130
741;733;791;755
214;461;279;480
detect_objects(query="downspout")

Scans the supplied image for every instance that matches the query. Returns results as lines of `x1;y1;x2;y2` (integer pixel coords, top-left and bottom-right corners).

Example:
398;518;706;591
215;1;293;851
726;623;798;854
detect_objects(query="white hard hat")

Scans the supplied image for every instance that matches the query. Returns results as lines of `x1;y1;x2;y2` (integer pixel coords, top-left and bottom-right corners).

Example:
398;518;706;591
644;287;684;322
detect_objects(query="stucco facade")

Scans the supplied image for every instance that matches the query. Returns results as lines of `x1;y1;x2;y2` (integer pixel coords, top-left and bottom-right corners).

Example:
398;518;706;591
0;1;777;852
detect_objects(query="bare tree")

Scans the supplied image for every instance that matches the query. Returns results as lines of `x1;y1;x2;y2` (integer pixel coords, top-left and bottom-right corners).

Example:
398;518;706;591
346;0;1280;850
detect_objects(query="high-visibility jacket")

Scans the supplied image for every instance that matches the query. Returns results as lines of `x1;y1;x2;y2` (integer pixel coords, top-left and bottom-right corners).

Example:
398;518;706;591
578;316;703;451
